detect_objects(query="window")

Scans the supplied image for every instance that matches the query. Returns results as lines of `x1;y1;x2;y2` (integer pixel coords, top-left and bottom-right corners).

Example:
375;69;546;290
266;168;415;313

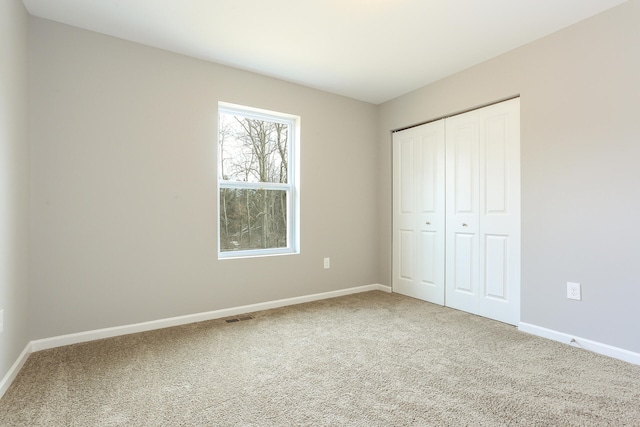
217;103;299;258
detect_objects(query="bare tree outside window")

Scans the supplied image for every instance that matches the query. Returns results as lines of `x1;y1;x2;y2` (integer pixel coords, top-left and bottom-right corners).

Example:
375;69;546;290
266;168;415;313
218;106;296;256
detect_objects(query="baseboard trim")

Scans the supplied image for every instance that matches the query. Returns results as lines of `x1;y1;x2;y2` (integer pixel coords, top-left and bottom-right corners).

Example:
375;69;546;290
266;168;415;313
31;284;391;352
0;342;32;400
518;322;640;365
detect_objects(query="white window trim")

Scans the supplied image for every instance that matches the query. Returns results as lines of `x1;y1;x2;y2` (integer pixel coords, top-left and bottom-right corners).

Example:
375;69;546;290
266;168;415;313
217;102;300;259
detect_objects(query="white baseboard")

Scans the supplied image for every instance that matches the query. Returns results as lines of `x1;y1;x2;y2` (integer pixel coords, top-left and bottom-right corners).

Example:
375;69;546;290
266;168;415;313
518;322;640;365
0;342;32;400
31;284;391;352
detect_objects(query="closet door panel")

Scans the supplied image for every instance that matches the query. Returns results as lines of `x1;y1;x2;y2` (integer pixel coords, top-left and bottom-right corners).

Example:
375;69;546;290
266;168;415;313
453;124;476;215
485;115;507;213
484;234;508;300
393;120;445;305
399;230;415;280
393;132;417;296
419;231;437;286
417;128;445;299
478;98;521;324
399;139;415;215
446;111;480;314
420;134;438;213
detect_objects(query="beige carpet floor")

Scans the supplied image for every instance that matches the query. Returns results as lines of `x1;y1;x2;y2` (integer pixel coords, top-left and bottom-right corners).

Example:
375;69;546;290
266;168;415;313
1;291;639;426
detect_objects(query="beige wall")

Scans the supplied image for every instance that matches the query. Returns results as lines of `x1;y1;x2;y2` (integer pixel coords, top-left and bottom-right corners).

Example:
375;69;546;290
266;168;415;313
19;0;640;357
29;18;379;339
378;0;640;352
0;0;30;381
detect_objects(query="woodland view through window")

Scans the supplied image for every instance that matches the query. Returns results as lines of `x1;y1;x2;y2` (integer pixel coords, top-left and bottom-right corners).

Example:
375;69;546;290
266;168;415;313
217;103;299;258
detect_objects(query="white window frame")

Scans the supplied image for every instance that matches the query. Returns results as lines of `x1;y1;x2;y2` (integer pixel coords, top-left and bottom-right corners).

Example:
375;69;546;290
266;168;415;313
217;102;300;259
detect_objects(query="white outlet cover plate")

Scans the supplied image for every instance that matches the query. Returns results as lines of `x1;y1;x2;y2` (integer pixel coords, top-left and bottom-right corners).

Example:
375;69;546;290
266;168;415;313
567;282;581;300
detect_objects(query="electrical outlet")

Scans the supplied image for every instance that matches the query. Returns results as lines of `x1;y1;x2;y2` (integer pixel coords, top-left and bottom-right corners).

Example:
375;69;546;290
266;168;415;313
323;257;330;269
567;282;581;300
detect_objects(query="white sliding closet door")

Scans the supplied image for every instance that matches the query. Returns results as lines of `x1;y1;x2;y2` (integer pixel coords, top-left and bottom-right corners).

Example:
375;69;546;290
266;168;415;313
392;120;446;305
445;98;520;325
392;98;520;325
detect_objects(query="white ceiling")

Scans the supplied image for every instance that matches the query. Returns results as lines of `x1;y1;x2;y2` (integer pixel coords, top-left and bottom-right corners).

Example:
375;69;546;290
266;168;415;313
22;0;627;104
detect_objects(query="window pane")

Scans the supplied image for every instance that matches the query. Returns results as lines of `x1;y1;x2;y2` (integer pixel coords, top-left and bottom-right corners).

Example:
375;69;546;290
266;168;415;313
219;113;288;184
219;188;288;252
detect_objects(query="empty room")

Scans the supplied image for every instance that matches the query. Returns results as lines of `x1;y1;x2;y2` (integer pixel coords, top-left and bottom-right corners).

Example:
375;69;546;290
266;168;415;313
1;0;639;425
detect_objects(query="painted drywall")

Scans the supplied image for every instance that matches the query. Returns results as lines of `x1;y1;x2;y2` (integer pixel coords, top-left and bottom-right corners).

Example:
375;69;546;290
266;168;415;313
0;0;31;381
378;0;640;353
29;18;378;339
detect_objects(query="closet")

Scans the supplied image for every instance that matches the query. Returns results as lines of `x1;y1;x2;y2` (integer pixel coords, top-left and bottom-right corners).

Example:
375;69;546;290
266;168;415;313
392;98;520;325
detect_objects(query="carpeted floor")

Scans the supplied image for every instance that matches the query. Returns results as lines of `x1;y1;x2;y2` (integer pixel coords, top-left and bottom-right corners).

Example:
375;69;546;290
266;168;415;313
1;291;639;426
